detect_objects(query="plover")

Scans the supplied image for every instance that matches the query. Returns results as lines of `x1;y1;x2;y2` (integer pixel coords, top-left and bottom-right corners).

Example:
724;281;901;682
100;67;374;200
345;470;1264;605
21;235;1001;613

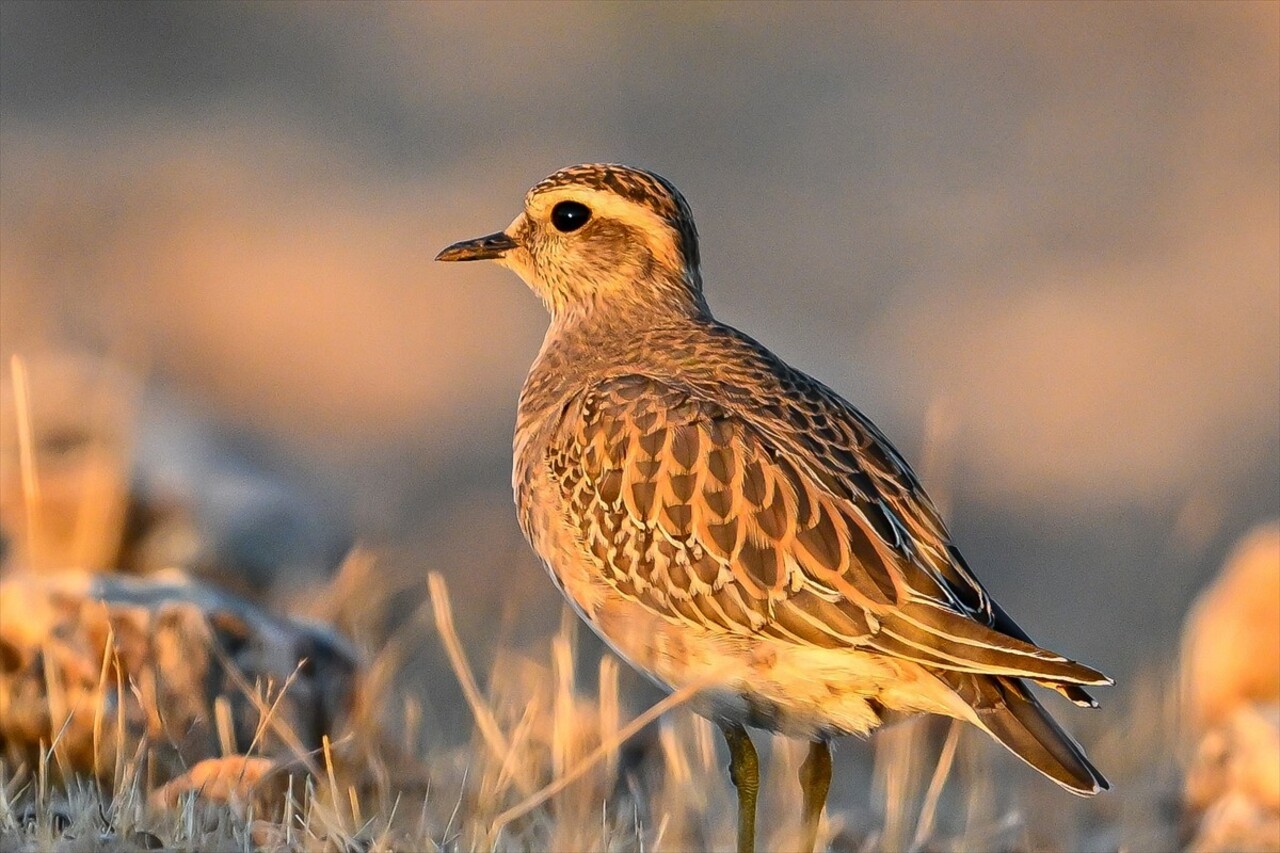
437;163;1110;852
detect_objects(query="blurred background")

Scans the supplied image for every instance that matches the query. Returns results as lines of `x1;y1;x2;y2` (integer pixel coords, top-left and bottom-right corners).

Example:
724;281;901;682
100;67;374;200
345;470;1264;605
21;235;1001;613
1;1;1276;749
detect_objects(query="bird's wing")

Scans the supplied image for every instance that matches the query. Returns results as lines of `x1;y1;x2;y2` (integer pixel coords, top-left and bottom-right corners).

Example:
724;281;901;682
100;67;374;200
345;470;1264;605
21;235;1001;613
752;370;1106;704
547;373;1108;688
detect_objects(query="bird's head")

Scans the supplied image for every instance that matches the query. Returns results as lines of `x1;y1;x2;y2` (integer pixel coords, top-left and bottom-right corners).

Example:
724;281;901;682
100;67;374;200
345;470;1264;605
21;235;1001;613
436;163;706;322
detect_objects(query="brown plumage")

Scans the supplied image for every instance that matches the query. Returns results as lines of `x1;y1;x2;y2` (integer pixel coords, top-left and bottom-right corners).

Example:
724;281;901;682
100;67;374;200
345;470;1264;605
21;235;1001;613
438;163;1110;851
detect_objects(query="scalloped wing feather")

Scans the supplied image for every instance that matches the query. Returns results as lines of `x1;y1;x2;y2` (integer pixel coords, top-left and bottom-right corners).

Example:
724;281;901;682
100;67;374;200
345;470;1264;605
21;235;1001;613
547;374;1109;689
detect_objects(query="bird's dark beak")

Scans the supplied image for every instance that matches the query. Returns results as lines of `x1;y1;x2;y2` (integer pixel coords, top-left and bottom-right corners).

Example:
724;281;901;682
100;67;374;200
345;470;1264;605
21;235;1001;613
435;231;518;262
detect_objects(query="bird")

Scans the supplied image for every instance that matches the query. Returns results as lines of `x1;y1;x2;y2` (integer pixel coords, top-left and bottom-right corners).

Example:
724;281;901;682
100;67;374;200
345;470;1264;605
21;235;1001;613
437;163;1111;852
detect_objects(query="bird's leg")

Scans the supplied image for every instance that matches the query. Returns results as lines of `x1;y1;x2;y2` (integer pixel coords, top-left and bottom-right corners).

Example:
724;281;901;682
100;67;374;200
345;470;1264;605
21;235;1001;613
798;739;832;853
721;723;759;853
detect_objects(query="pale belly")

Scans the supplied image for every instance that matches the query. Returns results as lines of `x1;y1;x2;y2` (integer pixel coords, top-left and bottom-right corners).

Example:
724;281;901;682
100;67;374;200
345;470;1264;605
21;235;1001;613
517;466;974;740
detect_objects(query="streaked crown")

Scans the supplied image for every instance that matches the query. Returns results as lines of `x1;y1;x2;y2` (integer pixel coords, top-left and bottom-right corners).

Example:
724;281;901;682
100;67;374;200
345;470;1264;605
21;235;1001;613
528;164;701;274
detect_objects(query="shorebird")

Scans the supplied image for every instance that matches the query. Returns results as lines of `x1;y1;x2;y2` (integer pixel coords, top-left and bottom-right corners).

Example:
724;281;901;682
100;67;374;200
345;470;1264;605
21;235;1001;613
437;164;1110;852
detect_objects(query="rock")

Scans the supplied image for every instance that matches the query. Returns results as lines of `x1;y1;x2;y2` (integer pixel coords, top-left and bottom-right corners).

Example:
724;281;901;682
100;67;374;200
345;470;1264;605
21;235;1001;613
1181;522;1280;852
1182;522;1280;730
148;755;284;816
0;353;136;576
0;352;352;598
0;569;359;787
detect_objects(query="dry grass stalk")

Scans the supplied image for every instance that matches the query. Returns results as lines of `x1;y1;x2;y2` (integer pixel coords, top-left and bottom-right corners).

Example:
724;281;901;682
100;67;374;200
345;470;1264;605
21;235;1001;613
9;355;42;571
427;571;509;765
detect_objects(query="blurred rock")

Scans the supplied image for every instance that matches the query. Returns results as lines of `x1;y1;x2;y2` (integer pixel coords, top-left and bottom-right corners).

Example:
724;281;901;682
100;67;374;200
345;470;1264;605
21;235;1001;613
1182;522;1280;730
0;569;359;787
125;386;354;598
0;352;353;598
148;755;287;818
1185;705;1280;851
0;353;137;575
1181;522;1280;852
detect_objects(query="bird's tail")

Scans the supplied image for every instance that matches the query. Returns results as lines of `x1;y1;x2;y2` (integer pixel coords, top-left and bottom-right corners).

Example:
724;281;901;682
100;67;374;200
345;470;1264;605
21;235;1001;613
939;671;1110;795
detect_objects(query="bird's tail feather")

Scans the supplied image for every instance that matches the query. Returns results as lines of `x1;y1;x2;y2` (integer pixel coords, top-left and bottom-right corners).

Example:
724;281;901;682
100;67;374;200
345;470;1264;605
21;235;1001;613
941;671;1110;795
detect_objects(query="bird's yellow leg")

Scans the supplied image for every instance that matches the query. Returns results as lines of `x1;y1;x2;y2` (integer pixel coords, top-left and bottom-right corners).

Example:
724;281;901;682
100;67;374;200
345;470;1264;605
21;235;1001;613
721;723;759;853
799;739;832;853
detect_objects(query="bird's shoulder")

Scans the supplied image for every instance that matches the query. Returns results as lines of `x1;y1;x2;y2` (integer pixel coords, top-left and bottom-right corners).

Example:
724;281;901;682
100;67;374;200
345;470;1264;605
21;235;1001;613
601;321;954;543
544;320;997;622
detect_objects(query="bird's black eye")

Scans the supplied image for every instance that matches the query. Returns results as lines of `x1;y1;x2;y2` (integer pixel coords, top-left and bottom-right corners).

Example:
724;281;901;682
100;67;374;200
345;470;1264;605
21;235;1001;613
550;201;591;233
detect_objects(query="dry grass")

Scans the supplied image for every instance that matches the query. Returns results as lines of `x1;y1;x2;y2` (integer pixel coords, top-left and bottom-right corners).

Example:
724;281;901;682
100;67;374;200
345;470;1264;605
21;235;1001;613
0;559;1188;852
